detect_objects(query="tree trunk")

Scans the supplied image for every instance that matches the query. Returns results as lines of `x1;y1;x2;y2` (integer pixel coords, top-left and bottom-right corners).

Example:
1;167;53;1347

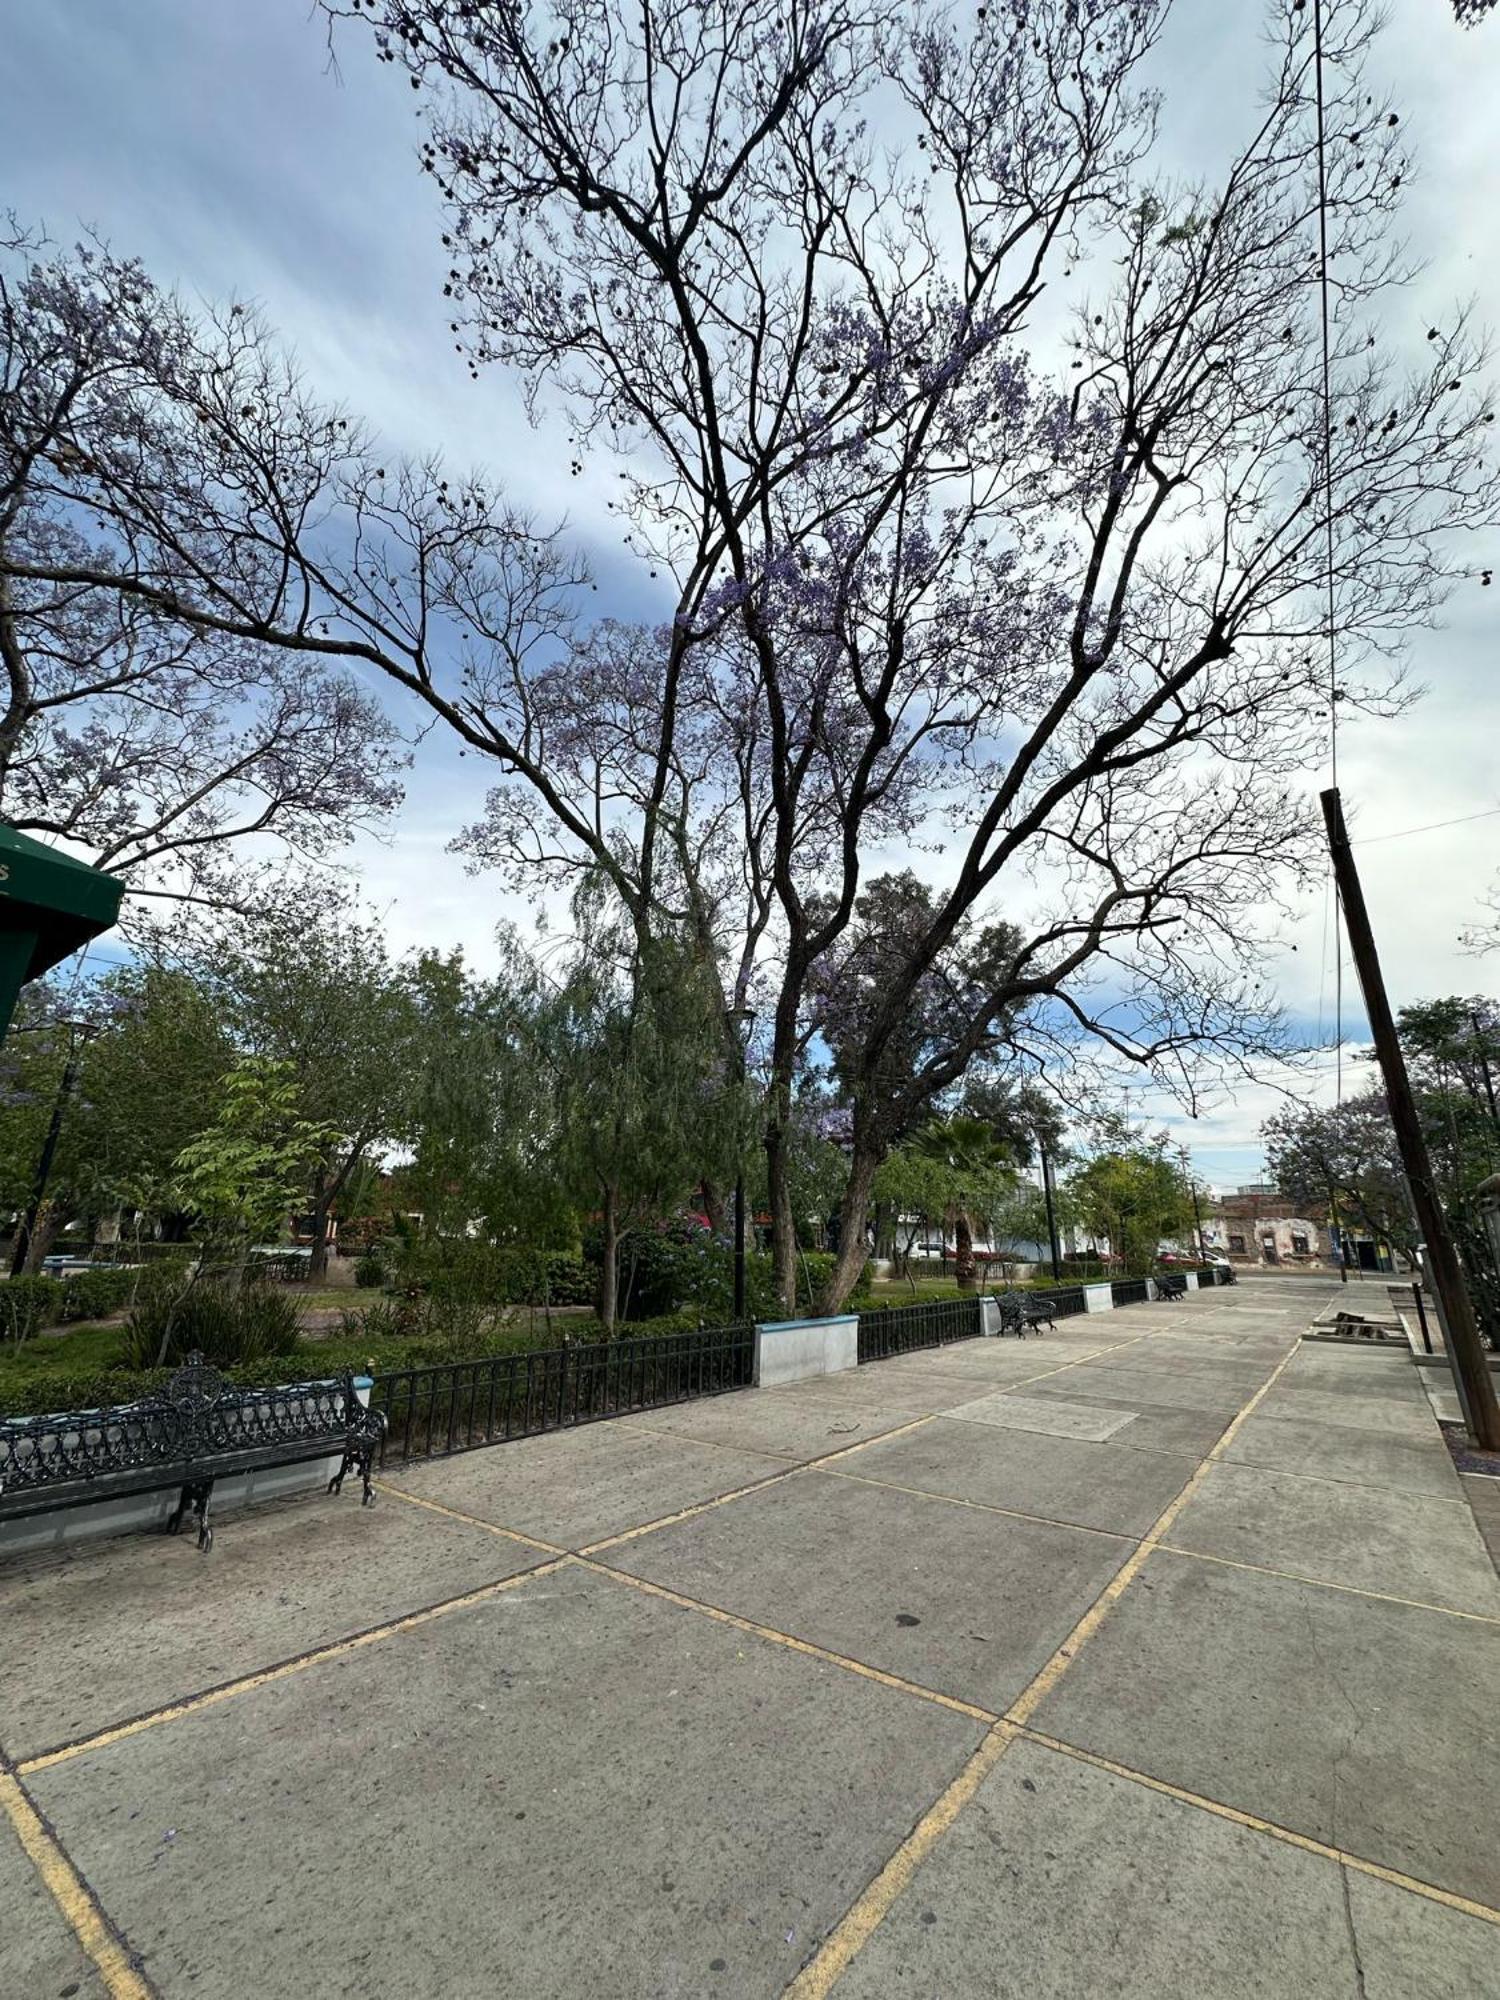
700;1177;726;1237
21;1203;60;1275
596;1182;619;1335
954;1210;976;1291
765;1118;797;1311
817;1146;881;1316
308;1174;333;1282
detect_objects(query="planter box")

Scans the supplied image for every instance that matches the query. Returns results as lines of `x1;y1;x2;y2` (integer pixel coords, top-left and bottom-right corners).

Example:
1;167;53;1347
754;1315;858;1389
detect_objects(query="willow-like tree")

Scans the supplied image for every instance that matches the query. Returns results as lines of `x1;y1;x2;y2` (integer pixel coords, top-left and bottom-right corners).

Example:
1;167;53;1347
5;0;1498;1308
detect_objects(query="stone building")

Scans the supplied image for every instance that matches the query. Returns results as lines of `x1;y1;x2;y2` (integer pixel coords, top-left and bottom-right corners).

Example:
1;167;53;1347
1201;1186;1333;1267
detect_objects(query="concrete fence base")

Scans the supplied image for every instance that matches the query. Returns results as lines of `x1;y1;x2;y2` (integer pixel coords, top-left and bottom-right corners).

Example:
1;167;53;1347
1082;1284;1114;1314
754;1315;858;1388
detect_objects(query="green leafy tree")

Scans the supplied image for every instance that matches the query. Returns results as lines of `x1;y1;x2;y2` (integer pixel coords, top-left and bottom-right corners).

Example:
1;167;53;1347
171;1057;334;1260
194;897;422;1277
1069;1126;1195;1273
0;967;234;1265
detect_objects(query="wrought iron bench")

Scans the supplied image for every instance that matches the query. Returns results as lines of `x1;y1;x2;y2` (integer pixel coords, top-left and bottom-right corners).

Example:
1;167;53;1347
0;1353;387;1555
1156;1274;1189;1301
996;1292;1056;1337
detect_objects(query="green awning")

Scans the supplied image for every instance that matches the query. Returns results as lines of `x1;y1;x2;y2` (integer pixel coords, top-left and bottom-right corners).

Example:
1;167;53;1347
0;826;124;981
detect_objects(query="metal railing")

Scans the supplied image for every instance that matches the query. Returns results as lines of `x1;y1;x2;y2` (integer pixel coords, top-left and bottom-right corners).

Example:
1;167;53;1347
1040;1285;1089;1318
1111;1277;1152;1308
372;1321;753;1468
856;1295;982;1363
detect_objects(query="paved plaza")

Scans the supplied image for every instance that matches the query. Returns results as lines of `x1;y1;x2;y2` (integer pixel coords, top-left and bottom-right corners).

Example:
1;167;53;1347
4;1276;1498;1997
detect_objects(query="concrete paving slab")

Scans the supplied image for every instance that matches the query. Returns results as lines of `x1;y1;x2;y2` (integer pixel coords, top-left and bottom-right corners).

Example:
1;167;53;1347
1256;1384;1439;1440
759;1367;975;1415
1043;1363;1260;1416
1345;1866;1500;1998
1030;1548;1500;1908
826;1736;1361;1999
389;1421;788;1548
607;1467;1131;1712
0;1488;540;1761
0;1804;107;1999
1166;1459;1500;1615
847;1417;1197;1537
621;1390;919;1463
1008;1386;1236;1460
29;1564;984;2000
1222;1409;1464;1501
946;1392;1141;1443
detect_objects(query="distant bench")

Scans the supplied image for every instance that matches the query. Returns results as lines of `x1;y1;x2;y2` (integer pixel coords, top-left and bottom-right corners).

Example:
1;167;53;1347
0;1353;387;1555
1156;1274;1189;1301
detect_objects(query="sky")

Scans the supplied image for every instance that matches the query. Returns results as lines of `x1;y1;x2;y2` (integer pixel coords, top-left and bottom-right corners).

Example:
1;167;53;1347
6;0;1499;1191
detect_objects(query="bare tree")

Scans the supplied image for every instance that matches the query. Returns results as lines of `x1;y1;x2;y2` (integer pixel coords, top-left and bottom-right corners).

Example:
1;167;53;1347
325;0;1497;1303
0;237;404;917
5;0;1498;1309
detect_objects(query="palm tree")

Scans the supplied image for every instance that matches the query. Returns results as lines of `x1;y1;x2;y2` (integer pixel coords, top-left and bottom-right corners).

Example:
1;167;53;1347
913;1117;1020;1290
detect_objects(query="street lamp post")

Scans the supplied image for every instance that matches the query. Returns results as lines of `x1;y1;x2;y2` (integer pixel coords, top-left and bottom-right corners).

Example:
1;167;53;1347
1037;1134;1063;1281
725;1005;757;1322
1180;1147;1207;1263
11;1018;98;1277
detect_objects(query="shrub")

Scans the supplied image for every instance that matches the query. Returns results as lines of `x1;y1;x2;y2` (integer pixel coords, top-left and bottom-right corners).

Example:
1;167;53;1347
354;1250;387;1289
121;1271;302;1371
0;1275;64;1344
53;1267;136;1323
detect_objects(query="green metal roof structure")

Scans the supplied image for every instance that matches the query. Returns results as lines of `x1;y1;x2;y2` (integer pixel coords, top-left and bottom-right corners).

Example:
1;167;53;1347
0;826;124;1039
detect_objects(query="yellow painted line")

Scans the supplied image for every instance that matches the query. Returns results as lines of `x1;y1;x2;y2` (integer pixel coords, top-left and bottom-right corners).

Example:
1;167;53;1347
783;1338;1304;1994
578;1414;941;1555
574;1557;997;1724
0;1769;155;1998
1150;1540;1500;1627
1017;1728;1500;1931
818;1467;1500;1629
580;1344;1160;1560
782;1723;1019;1999
373;1479;568;1555
18;1559;569;1776
1006;1340;1302;1729
813;1466;1138;1546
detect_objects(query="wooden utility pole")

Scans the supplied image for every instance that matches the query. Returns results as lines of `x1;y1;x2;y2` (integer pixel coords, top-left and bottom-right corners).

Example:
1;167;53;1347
1322;789;1500;1450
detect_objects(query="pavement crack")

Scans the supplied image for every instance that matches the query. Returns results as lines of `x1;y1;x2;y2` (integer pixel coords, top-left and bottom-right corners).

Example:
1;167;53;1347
1339;1864;1369;2000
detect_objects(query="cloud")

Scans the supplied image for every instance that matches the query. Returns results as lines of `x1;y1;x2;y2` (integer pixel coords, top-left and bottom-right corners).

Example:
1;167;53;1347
9;0;1497;1176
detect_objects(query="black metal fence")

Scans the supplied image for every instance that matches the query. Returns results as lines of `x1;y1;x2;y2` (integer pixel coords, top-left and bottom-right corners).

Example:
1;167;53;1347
1111;1277;1152;1308
372;1321;753;1468
1041;1285;1089;1318
856;1295;982;1363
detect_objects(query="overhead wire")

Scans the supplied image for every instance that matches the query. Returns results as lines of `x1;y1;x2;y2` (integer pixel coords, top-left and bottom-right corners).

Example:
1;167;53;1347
1312;0;1343;1116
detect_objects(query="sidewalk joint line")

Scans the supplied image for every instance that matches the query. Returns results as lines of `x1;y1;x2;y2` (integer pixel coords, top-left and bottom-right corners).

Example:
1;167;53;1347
783;1335;1304;1998
571;1556;998;1725
370;1480;568;1554
15;1558;568;1776
1015;1727;1500;1930
1149;1539;1500;1626
0;1769;157;1999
